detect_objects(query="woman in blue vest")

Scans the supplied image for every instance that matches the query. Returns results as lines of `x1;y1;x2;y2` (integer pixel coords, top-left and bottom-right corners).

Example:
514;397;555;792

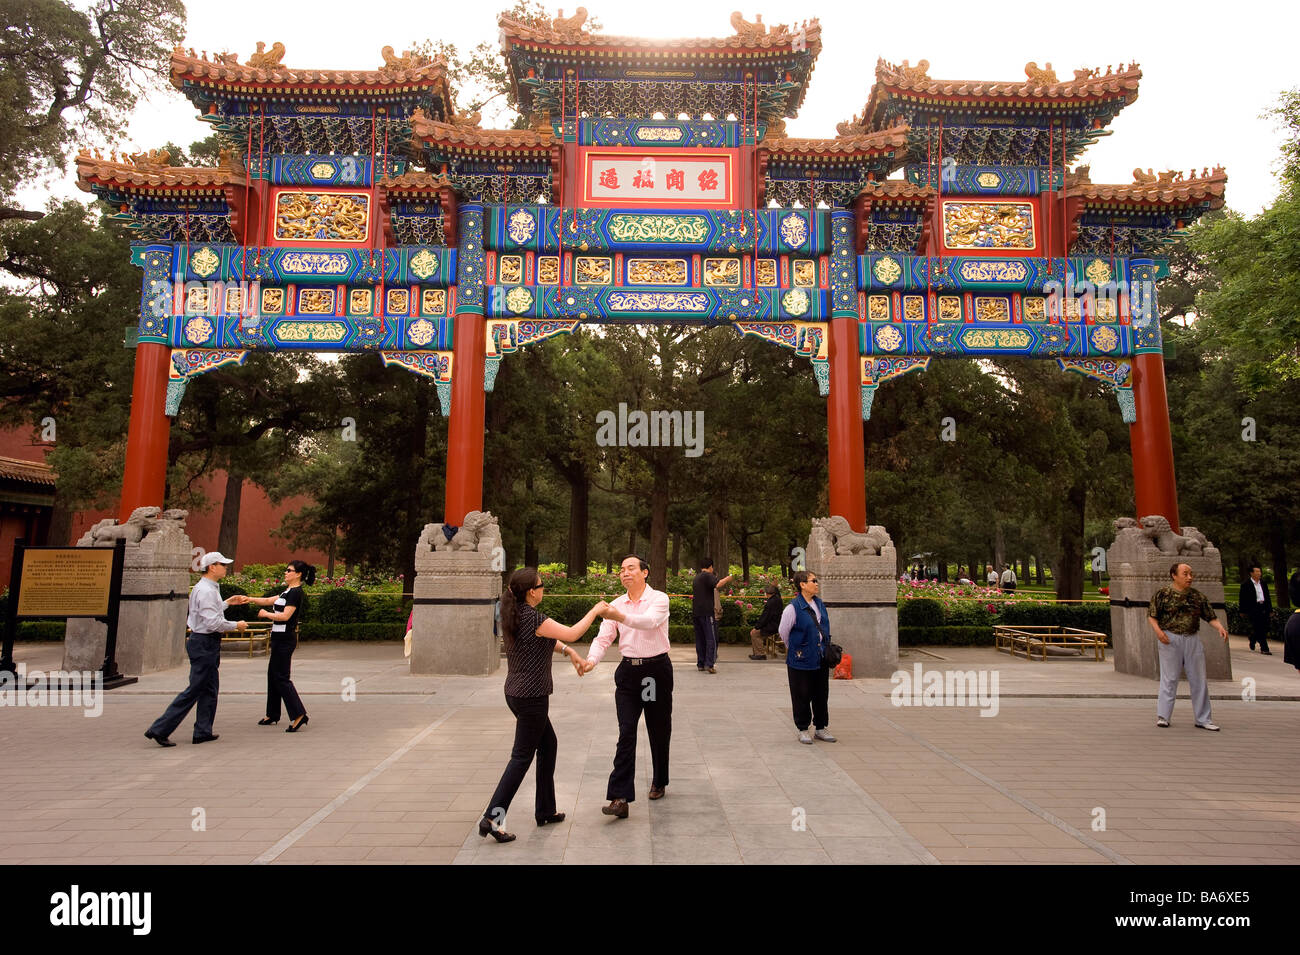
778;570;836;744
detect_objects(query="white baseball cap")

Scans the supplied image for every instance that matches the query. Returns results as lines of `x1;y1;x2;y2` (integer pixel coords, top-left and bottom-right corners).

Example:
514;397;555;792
199;552;235;570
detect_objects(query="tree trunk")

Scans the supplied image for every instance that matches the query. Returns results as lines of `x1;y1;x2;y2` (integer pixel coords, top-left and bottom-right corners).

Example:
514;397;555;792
708;497;729;575
739;532;752;582
47;495;73;546
627;528;636;558
566;472;589;580
217;471;244;560
401;386;430;601
326;531;337;580
1035;555;1045;586
1055;481;1086;602
1270;527;1289;610
994;524;1005;574
670;532;681;575
938;559;948;583
648;458;669;591
524;472;539;569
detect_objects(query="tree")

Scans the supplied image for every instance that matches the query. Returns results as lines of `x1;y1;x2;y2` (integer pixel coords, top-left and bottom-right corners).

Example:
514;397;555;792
0;0;185;223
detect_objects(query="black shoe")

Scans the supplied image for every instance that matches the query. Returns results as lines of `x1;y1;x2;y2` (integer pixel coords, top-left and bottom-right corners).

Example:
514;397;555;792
648;785;665;800
602;798;629;818
1261;650;1272;655
257;718;278;726
144;730;176;748
479;817;516;842
748;653;766;660
192;733;219;744
536;812;566;826
286;715;309;733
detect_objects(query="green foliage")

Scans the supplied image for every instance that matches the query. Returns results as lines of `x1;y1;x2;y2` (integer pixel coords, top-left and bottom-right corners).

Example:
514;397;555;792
1226;604;1290;642
898;626;994;646
298;622;406;642
899;598;944;628
313;588;367;625
0;0;185;218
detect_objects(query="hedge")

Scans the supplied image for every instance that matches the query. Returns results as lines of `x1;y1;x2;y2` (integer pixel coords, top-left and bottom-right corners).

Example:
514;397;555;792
999;603;1110;635
899;626;995;646
298;622;407;642
11;621;68;641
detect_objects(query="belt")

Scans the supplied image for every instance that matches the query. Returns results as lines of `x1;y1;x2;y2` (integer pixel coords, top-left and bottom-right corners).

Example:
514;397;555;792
621;652;668;666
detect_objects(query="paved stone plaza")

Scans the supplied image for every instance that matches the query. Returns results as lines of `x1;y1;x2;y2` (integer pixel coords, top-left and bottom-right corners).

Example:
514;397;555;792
3;637;1297;865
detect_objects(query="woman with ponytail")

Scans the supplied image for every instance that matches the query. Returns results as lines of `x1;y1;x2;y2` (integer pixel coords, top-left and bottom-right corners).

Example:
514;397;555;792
479;567;608;843
243;560;314;732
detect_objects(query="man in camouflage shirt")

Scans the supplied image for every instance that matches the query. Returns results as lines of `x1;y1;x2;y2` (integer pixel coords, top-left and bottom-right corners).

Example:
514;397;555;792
1147;562;1229;730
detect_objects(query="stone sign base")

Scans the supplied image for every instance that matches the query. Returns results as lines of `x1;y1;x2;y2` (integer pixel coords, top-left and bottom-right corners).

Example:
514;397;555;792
411;515;503;675
1107;515;1230;681
806;517;899;678
63;510;192;676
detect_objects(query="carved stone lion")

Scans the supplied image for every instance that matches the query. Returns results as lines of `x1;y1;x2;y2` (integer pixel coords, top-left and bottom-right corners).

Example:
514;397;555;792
810;516;890;556
423;510;502;555
1139;515;1204;556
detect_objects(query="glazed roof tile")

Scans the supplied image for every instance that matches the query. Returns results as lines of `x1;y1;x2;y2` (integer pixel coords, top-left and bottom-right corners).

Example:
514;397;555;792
75;153;239;192
0;456;56;486
861;58;1142;128
764;124;909;159
377;171;455;194
498;13;822;56
410;110;555;152
1067;169;1227;207
169;46;451;92
856;180;937;201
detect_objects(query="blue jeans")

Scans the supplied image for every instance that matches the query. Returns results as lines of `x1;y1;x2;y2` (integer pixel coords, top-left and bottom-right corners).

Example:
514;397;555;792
693;614;717;668
149;633;222;739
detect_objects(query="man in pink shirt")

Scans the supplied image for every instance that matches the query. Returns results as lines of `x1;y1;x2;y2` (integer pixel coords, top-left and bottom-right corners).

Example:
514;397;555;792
580;554;673;818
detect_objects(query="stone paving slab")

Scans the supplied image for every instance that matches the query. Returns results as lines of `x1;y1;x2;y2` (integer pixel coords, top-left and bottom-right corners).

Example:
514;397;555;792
1;638;1297;864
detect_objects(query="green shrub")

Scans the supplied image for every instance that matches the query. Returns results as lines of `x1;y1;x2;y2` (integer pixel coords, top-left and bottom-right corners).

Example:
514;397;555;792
16;621;68;641
298;622;406;641
899;598;944;628
313;587;367;624
999;603;1110;635
898;626;994;646
944;602;995;627
363;594;407;624
1227;603;1289;641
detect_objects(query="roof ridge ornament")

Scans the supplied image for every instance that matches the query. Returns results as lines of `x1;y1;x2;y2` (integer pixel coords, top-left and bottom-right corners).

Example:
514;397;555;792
130;148;172;169
380;46;432;72
247;41;286;70
730;11;767;38
552;7;590;37
1024;61;1058;86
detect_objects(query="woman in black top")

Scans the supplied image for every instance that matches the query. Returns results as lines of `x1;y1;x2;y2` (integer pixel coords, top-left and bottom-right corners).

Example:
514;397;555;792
243;560;313;732
479;567;608;843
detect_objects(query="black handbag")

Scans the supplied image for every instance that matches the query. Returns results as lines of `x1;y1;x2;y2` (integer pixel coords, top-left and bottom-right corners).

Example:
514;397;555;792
802;604;842;668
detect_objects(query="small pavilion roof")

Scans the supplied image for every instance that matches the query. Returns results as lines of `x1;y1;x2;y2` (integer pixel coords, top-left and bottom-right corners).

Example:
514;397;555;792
410;109;556;157
762;124;909;162
75;151;239;195
1066;167;1228;209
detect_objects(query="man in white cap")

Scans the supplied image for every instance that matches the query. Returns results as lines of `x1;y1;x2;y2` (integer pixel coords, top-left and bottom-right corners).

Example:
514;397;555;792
145;552;248;746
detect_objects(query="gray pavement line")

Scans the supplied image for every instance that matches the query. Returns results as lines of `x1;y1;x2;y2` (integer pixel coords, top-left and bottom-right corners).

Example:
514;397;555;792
251;709;458;865
876;714;1134;866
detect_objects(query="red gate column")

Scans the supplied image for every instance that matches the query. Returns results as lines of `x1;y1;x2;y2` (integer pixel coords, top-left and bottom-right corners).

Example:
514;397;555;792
1129;352;1180;532
119;344;172;521
827;210;867;533
1126;258;1180;532
443;203;486;526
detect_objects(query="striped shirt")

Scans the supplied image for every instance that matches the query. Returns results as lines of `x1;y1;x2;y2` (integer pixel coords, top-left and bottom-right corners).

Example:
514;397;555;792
271;587;303;641
588;586;671;664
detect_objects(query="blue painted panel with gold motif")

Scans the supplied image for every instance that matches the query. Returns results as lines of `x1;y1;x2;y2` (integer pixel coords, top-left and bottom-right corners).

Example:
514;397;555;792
169;313;453;352
486;285;825;323
859;321;1133;359
170;243;457;286
859;254;1130;292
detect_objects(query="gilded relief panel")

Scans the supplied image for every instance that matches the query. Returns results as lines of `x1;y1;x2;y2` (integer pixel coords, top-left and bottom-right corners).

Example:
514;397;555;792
903;296;925;321
868;295;890;321
537;257;560;285
498;255;523;285
792;261;817;288
274;191;370;243
627;258;688;285
421;289;447;315
703;258;740;287
575;257;612;285
756;260;777;287
942;201;1035;250
299;288;336;315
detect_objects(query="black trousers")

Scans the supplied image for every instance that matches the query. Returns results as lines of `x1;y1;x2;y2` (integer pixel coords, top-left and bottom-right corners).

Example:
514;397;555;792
1249;613;1271;652
266;638;306;722
787;665;829;731
484;694;557;825
608;655;673;801
148;633;221;740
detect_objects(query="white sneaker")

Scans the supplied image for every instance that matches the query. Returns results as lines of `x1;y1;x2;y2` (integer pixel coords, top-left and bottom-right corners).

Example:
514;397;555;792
1156;715;1169;727
1195;722;1221;731
814;728;837;742
798;730;813;744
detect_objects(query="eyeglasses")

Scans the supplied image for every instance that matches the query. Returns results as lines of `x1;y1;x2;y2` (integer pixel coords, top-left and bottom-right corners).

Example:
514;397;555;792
530;582;544;591
807;578;819;585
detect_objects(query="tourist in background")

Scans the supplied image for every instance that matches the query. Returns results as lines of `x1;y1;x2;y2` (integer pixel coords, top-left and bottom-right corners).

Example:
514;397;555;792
749;583;784;660
779;570;836;745
692;558;732;674
479;568;606;843
242;560;315;732
1239;564;1272;654
1000;565;1017;592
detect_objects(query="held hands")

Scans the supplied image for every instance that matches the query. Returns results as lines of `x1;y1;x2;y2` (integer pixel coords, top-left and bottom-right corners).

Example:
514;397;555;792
226;594;249;606
570;652;586;677
236;620;248;632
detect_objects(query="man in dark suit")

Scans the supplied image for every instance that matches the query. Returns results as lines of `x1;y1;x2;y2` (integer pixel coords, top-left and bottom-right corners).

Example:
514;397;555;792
1239;565;1272;654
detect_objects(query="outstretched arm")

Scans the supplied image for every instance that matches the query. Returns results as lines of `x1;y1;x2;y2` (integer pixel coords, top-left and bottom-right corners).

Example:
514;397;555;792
537;601;608;643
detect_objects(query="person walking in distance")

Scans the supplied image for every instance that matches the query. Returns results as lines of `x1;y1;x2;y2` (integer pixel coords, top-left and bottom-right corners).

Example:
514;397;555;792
1148;562;1230;731
692;558;732;673
1239;565;1272;654
145;552;247;746
578;555;673;818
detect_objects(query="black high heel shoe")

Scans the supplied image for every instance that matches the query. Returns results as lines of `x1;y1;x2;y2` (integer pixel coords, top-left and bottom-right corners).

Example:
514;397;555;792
478;817;516;843
285;715;309;733
536;812;566;826
257;718;278;726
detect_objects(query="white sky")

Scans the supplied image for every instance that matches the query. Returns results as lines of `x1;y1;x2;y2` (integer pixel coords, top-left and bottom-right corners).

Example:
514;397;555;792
34;0;1300;216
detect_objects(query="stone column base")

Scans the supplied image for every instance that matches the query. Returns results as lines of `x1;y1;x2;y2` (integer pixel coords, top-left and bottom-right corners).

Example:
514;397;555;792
412;551;501;676
1107;516;1231;681
806;519;899;678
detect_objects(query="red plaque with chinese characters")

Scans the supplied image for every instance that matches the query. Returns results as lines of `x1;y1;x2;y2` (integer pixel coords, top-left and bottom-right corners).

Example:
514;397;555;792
579;148;739;209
